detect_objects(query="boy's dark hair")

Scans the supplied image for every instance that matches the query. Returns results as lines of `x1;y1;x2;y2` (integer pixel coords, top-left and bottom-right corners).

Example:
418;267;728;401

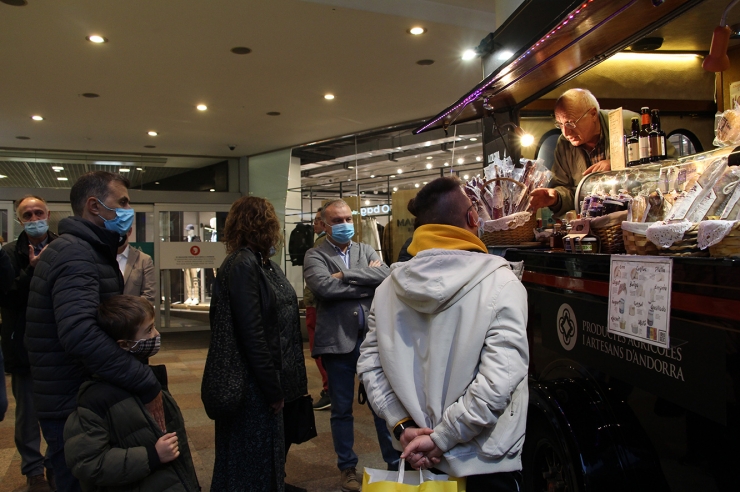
98;295;155;341
70;171;130;216
407;176;468;227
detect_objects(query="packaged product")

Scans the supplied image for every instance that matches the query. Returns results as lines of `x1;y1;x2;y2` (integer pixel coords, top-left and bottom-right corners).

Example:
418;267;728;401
714;108;740;147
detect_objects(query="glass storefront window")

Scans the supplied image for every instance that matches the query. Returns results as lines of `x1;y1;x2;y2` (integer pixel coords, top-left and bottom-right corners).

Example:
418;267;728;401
156;208;229;331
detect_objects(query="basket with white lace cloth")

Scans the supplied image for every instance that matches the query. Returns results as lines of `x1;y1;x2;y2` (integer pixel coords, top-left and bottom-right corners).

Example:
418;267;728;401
698;220;740;257
479;209;536;245
643;221;705;256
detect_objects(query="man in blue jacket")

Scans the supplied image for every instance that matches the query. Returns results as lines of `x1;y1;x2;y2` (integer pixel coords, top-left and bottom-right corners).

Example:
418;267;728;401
25;172;163;492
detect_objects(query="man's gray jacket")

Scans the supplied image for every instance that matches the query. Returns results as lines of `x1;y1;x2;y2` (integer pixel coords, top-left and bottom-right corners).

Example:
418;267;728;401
303;239;389;357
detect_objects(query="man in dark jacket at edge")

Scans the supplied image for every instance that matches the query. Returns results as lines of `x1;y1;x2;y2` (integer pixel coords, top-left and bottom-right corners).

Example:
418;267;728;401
1;195;58;492
0;247;14;423
25;171;163;492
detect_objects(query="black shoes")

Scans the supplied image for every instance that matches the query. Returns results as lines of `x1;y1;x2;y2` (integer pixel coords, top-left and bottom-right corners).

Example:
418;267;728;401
313;390;331;410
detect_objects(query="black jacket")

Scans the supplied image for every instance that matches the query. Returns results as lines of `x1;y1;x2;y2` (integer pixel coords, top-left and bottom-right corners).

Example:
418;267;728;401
210;248;283;404
64;366;200;492
0;247;14;294
25;217;161;419
1;230;58;373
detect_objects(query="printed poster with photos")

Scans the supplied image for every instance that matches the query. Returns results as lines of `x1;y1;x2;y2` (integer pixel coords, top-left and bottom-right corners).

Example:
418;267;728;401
608;256;673;348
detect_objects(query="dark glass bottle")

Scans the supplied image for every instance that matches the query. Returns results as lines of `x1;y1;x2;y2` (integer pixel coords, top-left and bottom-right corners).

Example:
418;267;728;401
639;107;651;164
649;109;666;160
551;223;565;250
627;117;640;167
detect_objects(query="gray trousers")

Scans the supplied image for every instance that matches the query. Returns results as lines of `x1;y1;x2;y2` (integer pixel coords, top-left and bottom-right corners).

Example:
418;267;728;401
11;372;51;477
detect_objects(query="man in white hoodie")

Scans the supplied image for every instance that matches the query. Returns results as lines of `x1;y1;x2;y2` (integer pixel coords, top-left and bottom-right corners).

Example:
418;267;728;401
357;176;529;492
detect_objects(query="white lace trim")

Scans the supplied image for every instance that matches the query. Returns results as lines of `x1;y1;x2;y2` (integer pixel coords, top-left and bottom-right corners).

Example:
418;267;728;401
698;220;739;249
646;221;694;249
481;211;532;232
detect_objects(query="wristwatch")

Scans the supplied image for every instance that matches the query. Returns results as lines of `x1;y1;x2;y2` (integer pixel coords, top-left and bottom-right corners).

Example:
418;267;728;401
393;418;418;441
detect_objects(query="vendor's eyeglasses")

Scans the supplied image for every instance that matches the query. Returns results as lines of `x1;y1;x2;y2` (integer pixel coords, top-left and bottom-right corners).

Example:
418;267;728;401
555;108;593;131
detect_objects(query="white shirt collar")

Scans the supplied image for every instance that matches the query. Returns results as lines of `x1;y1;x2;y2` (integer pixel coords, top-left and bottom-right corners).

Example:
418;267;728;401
118;244;130;259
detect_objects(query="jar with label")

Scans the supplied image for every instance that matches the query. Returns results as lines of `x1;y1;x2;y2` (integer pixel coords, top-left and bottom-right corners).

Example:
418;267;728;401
580;237;598;253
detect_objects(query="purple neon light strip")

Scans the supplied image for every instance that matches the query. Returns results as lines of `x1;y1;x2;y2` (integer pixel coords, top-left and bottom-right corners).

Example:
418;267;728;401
416;0;597;134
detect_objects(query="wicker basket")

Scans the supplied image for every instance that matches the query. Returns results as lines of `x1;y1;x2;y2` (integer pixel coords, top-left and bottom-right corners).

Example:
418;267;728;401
655;223;708;257
590;211;628;254
480;214;537;246
709;222;740;258
623;229;660;255
478;178;536;246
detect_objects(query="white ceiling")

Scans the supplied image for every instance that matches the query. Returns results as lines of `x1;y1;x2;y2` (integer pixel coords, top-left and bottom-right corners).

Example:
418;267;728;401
0;0;523;160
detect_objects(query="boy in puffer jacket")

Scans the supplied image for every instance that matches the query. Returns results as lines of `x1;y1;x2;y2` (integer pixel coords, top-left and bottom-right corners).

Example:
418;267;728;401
64;295;200;492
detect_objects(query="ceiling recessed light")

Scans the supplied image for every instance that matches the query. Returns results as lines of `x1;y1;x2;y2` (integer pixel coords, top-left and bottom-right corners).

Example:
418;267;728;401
119;168;130;173
364;200;371;205
136;167;143;171
426;163;432;169
444;162;449;166
390;175;396;178
426;156;433;159
324;94;335;100
469;137;477;141
397;168;403;174
147;131;158;136
393;187;398;192
423;182;428;185
266;111;281;116
408;27;426;35
476;156;482;162
457;158;464;164
230;46;252;54
462;49;477;60
16;136;30;140
52;166;64;171
0;174;6;179
57;177;68;181
196;104;208;111
463;174;469;180
155;182;160;185
31;115;43;121
144;145;156;149
210;189;216;192
414;183;420;188
370;175;375;178
86;35;108;44
416;59;435;66
81;93;100;98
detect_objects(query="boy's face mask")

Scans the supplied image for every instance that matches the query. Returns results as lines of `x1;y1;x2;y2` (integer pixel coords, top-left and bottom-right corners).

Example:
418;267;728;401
126;335;161;359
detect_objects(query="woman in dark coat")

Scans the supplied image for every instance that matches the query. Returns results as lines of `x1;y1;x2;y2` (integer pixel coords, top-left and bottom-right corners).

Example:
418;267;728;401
208;196;307;492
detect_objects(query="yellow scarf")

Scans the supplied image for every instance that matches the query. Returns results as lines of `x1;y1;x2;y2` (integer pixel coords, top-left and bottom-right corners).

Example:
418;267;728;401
407;224;487;256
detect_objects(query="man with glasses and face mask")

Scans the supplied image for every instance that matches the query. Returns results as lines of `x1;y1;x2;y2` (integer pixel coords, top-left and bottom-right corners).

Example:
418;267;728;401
303;199;400;492
1;196;57;492
529;88;639;216
25;172;163;492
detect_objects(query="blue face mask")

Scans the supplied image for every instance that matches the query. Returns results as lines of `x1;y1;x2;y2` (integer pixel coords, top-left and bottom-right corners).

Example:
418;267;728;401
97;199;135;236
269;246;276;257
23;219;49;238
330;222;354;244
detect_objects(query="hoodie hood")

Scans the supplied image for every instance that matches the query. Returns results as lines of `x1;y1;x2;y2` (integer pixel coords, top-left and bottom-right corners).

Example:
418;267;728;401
389;249;511;314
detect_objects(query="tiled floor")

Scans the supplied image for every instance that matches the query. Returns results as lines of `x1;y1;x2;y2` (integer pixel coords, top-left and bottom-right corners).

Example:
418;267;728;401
0;332;390;492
